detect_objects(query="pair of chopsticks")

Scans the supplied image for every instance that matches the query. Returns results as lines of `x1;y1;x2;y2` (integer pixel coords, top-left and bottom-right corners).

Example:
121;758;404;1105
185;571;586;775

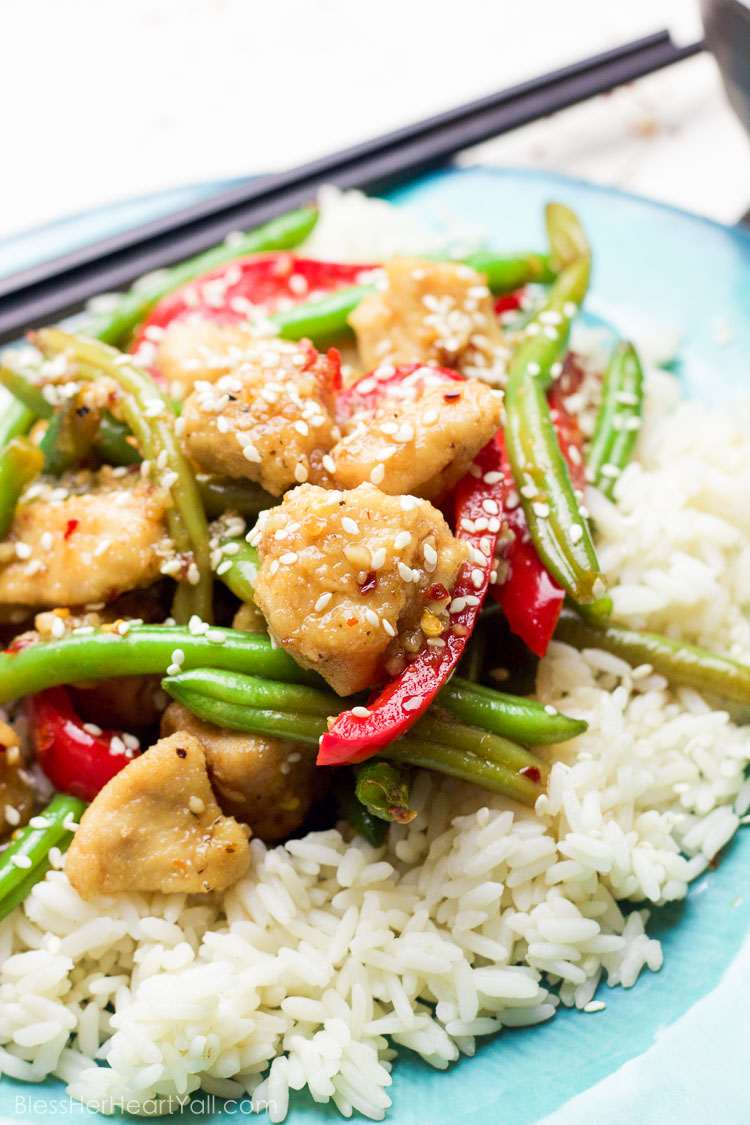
0;29;703;346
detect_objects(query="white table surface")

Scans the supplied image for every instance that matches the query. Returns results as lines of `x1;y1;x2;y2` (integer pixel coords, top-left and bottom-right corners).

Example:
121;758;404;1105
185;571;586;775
1;0;749;240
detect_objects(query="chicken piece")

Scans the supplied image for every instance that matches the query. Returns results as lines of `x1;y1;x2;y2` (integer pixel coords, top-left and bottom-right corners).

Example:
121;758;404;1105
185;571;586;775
350;258;509;382
141;319;269;400
65;732;250;898
180;339;340;496
330;379;503;502
252;483;468;695
0;720;33;836
161;702;318;842
0;467;169;609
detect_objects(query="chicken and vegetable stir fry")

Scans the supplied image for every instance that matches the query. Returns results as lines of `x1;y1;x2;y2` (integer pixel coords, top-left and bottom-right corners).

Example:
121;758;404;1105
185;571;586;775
1;199;747;917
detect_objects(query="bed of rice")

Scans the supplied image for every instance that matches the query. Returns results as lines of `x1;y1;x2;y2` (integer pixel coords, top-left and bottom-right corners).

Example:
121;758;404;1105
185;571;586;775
1;190;749;1121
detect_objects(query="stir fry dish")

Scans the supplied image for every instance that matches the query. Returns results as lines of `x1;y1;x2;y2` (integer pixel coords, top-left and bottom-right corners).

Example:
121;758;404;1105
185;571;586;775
0;190;748;1120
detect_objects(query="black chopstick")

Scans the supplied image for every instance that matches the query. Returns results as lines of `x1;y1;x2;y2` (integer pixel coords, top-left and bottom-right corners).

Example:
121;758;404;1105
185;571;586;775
0;30;704;346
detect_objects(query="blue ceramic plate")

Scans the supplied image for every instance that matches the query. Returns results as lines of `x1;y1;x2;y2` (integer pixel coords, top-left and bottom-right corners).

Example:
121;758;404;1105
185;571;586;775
0;168;749;1125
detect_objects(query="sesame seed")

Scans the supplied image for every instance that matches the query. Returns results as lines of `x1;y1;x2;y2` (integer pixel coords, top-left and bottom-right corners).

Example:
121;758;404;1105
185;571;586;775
481;498;499;516
544;704;558;716
294;463;309;483
393;531;412;550
14;542;32;559
600;463;621;479
110;735;127;756
315;592;332;612
570;524;584;544
322;454;336;474
383;620;396;637
83;722;103;736
471;568;485;589
397;561;413;582
532;502;550;518
423;543;438;568
402;697;422;712
29;816;52;830
207;629;226;644
527;361;541;376
50;617;66;639
4;805;20;826
216;559;232;575
450;596;467;614
341;517;359;535
280;552;299;565
351;706;372;718
371;547;386;570
40;531;54;551
364;609;379;626
484;472;503;485
294;420;309;437
563;301;578;318
187;562;201;585
189;795;206;815
592;577;607;599
370;464;385;484
422;408;439;426
11;855;32;870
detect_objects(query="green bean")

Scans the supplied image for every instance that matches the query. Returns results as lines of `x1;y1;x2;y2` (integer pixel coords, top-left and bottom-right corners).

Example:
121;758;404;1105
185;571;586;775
270;252;558;347
386;739;544;806
0;438;44;539
555;607;750;708
162;671;547;806
462;250;555;290
164;666;334;716
355;761;415;824
0;794;86;922
38;392;101;475
545;203;590;271
1;361;142;468
271;284;375;345
214;540;260;604
335;780;388;847
439;677;587;745
414;712;549;778
198;478;273;520
96;412;143;466
0;625;319;705
34;329;212;624
504;257;605;606
586;341;644;499
0;364;54;420
84;207;320;347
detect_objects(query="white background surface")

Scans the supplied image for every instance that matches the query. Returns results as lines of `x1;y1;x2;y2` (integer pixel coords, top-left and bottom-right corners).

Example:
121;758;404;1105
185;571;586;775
1;0;749;238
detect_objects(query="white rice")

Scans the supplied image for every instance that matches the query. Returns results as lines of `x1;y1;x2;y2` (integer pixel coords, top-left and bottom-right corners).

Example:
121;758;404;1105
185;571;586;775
0;190;749;1119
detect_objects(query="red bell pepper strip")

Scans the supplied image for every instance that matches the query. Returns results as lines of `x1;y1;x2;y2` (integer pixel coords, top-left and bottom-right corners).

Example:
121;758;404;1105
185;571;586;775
490;435;565;658
27;687;141;802
494;289;526;317
489;362;588;657
317;440;504;766
131;254;375;376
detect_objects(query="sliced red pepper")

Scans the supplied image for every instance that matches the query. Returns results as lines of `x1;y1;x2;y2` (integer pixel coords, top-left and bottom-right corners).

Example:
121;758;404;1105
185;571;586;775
131;254;375;376
317;440;504;766
336;361;464;426
27;687;141;802
489;363;588;657
494;289;526;317
490;434;565;658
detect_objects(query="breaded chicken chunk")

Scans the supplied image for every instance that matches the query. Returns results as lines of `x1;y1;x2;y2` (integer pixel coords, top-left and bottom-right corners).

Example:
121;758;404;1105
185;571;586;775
0;468;168;608
252;483;468;695
330;379;503;501
180;339;340;496
161;702;319;842
350;258;509;382
65;732;250;898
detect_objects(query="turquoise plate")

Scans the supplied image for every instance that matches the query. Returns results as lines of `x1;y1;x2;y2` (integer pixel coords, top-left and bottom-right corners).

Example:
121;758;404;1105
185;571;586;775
0;168;749;1124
